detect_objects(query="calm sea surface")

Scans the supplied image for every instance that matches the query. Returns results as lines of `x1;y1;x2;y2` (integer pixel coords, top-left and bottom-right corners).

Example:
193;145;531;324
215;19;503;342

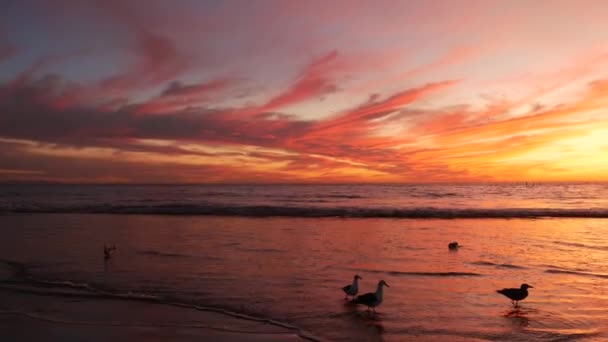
1;184;608;341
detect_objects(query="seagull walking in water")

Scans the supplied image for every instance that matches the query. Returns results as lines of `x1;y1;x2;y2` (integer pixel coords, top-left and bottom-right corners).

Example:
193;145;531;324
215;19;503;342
497;283;533;307
342;274;362;300
354;280;389;314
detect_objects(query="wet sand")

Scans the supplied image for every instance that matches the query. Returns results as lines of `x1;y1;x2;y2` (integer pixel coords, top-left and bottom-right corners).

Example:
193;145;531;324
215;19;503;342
0;289;305;341
2;214;608;341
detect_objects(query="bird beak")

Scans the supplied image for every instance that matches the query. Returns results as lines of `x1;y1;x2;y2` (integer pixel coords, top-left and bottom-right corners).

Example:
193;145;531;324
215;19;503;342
385;283;390;288
529;285;534;288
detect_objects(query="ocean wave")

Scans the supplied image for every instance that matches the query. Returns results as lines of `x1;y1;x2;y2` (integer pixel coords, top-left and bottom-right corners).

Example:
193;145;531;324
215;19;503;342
470;261;527;269
418;192;459;198
1;278;160;300
0;259;31;278
552;241;608;251
137;250;193;258
236;247;285;253
353;269;483;277
6;204;608;218
544;269;608;279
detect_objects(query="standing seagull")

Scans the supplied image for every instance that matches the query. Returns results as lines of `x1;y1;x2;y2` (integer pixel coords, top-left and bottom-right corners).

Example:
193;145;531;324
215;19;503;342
342;275;362;300
497;283;533;307
354;280;389;314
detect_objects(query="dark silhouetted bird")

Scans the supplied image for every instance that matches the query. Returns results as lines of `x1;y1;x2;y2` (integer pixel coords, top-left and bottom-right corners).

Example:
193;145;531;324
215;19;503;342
104;244;116;259
497;283;533;307
354;280;389;313
448;242;459;250
342;274;362;300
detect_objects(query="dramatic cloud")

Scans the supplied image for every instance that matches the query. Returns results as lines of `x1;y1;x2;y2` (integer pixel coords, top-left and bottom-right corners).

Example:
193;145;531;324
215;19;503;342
1;1;608;183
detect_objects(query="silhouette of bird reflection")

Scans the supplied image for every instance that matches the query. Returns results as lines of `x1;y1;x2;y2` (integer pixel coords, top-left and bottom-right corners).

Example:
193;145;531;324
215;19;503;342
504;308;530;328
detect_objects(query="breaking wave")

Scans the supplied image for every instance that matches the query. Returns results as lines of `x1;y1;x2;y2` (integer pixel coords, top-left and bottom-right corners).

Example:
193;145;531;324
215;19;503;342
5;204;608;218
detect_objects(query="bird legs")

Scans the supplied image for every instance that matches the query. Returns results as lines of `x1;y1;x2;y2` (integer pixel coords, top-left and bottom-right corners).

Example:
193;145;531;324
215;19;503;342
511;300;519;308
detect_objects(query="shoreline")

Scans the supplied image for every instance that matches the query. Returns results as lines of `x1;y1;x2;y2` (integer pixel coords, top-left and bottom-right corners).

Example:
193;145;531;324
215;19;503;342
0;288;313;341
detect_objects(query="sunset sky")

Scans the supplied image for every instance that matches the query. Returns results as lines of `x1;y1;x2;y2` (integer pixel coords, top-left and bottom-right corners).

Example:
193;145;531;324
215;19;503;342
1;0;608;183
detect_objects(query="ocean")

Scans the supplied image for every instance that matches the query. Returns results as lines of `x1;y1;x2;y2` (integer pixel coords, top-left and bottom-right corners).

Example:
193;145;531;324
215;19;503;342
1;183;608;341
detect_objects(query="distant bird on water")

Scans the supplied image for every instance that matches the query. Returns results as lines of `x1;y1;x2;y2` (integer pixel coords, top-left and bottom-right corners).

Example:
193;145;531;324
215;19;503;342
497;283;533;307
104;244;117;259
354;280;389;313
342;274;362;300
448;242;459;250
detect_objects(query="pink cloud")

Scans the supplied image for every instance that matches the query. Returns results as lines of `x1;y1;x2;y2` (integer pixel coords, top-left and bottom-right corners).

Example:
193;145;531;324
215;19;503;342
259;50;339;110
133;78;233;115
92;0;191;93
99;29;187;93
310;80;458;135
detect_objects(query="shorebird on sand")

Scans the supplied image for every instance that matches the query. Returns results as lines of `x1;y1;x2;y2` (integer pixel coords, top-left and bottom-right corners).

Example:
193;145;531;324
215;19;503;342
354;280;389;314
342;274;362;300
497;283;533;307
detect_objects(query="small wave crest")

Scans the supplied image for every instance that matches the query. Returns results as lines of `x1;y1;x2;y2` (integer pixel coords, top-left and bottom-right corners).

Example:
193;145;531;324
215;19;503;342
0;259;30;278
236;247;284;254
552;241;608;251
545;269;608;279
470;261;527;269
354;268;483;277
0;310;309;337
1;278;161;301
137;250;193;258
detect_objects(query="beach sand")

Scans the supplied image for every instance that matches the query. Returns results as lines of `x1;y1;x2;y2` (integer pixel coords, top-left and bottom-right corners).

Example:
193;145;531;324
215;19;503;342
0;288;304;341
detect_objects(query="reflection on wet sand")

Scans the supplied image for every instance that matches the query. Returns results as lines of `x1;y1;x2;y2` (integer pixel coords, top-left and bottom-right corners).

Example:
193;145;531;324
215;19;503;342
504;307;534;328
342;300;386;341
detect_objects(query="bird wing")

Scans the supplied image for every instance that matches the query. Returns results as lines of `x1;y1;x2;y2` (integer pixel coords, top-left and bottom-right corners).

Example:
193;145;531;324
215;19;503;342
354;292;377;304
497;288;514;295
497;288;525;300
342;284;352;292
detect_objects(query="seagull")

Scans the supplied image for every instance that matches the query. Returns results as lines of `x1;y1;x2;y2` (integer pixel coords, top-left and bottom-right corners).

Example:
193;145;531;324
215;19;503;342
354;280;389;314
448;242;459;250
342;274;362;300
497;283;533;307
104;244;117;259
